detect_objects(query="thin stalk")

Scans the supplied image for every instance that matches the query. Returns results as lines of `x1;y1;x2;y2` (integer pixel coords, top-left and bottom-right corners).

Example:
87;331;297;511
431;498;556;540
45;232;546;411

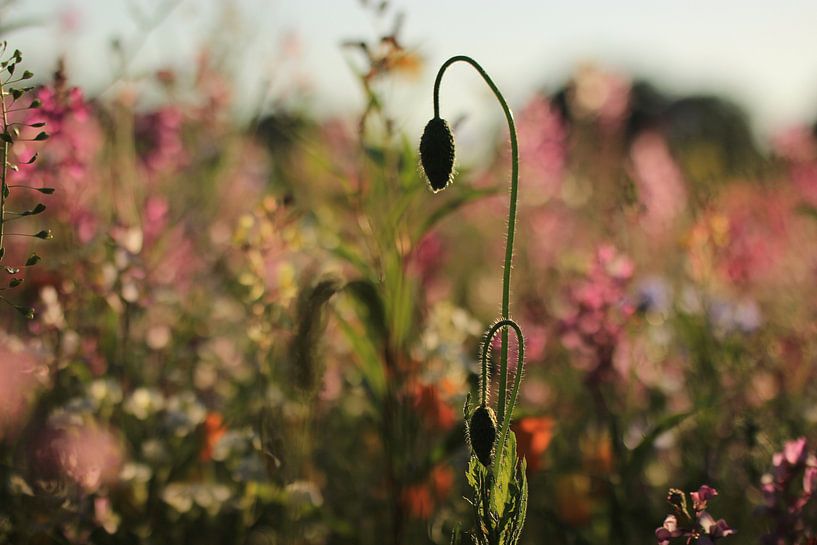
480;319;524;465
433;55;520;427
0;82;8;260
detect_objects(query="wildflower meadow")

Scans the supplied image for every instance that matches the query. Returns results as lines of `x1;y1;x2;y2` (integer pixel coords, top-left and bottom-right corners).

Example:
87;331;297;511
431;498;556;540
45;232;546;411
3;1;817;544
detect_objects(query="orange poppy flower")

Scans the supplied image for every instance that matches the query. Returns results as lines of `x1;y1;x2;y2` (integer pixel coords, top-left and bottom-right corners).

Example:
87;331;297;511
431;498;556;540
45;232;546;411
512;416;554;472
402;464;455;519
200;412;226;462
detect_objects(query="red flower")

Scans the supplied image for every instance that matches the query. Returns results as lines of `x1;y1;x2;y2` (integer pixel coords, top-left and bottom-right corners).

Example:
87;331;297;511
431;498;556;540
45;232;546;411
200;412;226;462
408;382;456;431
512;416;554;472
402;464;454;519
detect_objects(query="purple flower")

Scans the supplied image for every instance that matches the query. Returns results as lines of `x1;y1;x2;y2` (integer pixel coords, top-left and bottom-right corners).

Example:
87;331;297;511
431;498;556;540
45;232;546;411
655;485;734;544
759;437;817;543
784;437;808;466
691;485;718;512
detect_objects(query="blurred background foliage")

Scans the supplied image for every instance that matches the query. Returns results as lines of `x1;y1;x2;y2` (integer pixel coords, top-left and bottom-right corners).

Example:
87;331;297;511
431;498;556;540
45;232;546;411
2;1;817;544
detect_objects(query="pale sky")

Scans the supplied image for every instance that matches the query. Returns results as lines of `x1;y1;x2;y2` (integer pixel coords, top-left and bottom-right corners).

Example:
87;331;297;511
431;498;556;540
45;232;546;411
6;0;817;142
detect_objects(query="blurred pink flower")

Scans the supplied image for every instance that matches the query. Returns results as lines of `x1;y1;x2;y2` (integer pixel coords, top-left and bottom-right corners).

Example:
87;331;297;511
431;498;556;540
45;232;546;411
10;76;103;243
773;126;816;163
33;424;123;492
685;185;810;291
571;64;631;128
0;337;45;439
406;232;444;288
717;187;795;287
526;204;576;270
630;131;687;235
135;106;187;174
142;196;170;246
559;245;635;382
516;95;567;203
773;126;817;208
761;437;817;542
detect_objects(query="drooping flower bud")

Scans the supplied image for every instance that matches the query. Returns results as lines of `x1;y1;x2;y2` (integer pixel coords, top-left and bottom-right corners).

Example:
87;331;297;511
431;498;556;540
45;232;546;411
419;116;455;192
468;404;497;467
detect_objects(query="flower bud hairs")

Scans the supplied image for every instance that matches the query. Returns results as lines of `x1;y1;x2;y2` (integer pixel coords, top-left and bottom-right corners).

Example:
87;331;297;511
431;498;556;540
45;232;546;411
421;56;528;544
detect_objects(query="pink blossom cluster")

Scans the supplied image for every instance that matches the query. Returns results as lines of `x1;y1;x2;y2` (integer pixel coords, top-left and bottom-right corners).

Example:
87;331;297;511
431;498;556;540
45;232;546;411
759;437;817;544
10;79;102;244
13;83;99;184
516;95;567;202
656;485;735;545
134;106;188;174
559;244;635;381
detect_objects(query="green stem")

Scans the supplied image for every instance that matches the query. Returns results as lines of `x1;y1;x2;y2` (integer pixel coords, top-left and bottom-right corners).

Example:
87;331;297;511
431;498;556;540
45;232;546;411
480;318;524;465
433;55;520;427
0;79;9;261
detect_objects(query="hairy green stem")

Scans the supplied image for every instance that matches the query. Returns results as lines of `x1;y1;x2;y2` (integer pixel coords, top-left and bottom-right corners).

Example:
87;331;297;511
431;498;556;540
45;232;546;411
433;55;520;427
480;319;524;465
0;78;9;261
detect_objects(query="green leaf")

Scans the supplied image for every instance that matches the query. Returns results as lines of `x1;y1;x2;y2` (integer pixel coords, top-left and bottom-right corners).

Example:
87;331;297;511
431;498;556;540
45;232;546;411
328;243;369;276
33;131;48;141
15;305;33;319
363;145;386;166
465;431;528;545
465;454;480;490
34;230;52;239
0;132;13;143
21;203;45;216
8;278;21;288
449;525;463;545
415;186;498;242
343;279;388;345
491;432;517;519
289;278;341;393
333;311;386;399
25;253;40;266
627;411;694;475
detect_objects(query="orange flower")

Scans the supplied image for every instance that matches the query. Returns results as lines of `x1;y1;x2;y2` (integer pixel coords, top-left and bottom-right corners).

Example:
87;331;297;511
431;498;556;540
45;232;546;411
402;464;454;519
408;383;456;431
403;483;434;519
200;412;226;462
512;416;554;472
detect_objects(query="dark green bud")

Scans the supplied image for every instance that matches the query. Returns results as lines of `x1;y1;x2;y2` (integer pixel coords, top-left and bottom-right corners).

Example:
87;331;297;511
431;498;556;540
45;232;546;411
468;405;497;467
419;116;455;192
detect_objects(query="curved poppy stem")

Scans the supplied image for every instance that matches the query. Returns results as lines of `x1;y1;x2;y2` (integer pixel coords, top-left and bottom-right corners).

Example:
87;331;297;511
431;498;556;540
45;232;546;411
433;55;520;427
480;319;525;464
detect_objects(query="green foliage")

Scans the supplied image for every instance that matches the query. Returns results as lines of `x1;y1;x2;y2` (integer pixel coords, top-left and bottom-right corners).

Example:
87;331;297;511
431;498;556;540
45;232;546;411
289;277;342;393
465;433;528;545
0;42;48;318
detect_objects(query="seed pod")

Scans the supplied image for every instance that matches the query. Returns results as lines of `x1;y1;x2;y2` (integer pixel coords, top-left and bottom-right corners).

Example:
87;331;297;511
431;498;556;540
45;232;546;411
468;404;497;467
419;116;455;192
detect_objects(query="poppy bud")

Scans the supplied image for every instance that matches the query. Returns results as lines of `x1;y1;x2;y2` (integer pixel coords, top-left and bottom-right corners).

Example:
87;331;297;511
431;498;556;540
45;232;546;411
419;116;455;192
468;405;497;467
